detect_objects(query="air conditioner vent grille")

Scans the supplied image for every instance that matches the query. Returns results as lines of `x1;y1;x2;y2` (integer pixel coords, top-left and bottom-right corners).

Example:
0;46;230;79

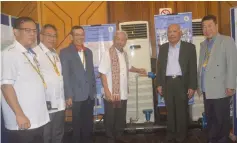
121;24;147;39
192;21;203;36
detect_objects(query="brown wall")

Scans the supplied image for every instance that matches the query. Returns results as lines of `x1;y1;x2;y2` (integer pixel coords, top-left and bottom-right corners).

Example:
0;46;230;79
1;1;108;51
108;1;237;57
38;1;108;50
1;2;38;21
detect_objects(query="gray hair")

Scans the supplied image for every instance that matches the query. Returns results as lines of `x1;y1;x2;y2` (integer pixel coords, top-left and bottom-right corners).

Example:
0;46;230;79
167;24;181;31
114;30;128;40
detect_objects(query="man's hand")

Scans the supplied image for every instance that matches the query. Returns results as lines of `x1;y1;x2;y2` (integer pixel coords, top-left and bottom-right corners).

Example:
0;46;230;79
16;114;31;130
157;86;163;95
66;97;73;108
197;88;202;99
104;89;113;102
187;89;195;99
196;88;202;98
226;88;235;96
138;68;147;75
113;95;120;102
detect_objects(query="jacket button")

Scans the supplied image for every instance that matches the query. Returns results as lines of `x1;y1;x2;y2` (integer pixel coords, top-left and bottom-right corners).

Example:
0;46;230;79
217;65;219;66
214;77;216;79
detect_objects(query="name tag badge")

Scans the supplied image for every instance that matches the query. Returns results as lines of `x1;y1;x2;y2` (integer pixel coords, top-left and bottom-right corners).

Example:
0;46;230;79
46;101;52;110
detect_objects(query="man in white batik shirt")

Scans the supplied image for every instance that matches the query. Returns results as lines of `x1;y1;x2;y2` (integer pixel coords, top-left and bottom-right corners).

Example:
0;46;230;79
1;17;49;143
34;24;65;143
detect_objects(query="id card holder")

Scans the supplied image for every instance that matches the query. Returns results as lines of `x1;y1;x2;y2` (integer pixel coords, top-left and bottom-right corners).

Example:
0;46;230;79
46;101;52;110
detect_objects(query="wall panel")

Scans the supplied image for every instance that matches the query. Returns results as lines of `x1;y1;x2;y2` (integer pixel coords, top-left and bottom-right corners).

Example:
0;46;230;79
108;1;237;57
2;1;38;21
38;1;108;50
2;1;108;51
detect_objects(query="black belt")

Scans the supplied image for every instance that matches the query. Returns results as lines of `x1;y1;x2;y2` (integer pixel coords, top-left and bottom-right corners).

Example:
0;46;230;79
166;75;182;79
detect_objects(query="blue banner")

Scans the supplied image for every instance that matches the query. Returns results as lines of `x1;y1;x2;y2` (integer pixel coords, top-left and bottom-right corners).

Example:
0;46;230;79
154;12;194;107
83;24;116;115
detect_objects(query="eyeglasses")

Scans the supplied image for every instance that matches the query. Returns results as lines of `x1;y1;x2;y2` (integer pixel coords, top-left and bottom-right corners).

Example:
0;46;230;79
73;34;85;37
41;34;57;39
18;28;37;34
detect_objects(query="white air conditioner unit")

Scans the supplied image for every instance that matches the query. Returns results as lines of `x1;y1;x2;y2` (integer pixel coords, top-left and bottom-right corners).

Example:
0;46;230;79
119;21;151;71
192;19;205;66
189;19;205;121
119;21;154;123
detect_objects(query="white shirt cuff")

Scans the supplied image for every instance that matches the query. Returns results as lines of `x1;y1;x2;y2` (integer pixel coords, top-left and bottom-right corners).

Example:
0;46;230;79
1;79;15;85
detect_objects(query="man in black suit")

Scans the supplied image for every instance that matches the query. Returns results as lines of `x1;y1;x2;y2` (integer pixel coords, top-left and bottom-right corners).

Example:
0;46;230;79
156;24;197;143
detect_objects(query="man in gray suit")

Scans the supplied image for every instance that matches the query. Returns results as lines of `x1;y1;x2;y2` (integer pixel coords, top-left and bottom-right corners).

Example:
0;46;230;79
59;26;96;143
197;15;237;143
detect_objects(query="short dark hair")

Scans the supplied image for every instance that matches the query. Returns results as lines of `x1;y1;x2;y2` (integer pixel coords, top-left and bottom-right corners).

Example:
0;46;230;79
41;24;57;34
13;16;36;29
70;25;84;35
201;15;217;24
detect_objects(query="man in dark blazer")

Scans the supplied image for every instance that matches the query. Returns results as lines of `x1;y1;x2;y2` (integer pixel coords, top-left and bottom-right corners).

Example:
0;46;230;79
59;26;96;143
156;24;197;143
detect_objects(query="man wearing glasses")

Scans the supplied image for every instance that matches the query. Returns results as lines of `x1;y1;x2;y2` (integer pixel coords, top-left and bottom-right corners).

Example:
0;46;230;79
34;24;65;143
1;17;49;143
60;26;96;143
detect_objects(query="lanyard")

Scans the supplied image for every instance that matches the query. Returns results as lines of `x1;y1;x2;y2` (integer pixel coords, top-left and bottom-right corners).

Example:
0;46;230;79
22;52;47;88
203;39;215;68
40;45;60;76
202;43;213;68
45;53;60;76
202;49;210;68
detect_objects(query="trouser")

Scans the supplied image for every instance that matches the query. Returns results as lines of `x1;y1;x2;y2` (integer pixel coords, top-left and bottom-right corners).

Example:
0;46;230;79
203;93;230;143
7;125;44;143
44;110;65;143
72;98;94;143
104;99;127;143
165;76;188;142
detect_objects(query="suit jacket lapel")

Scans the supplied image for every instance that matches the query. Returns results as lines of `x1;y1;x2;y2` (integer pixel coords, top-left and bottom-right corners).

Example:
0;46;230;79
163;44;169;75
70;44;86;72
201;42;208;64
206;34;221;69
84;49;89;72
198;42;207;76
179;41;185;73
